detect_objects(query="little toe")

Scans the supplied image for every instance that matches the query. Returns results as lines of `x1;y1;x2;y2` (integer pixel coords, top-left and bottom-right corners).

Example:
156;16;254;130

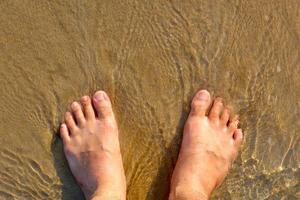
233;129;243;148
208;97;223;121
71;101;86;126
65;112;77;132
220;107;230;126
93;91;113;119
60;123;70;144
81;96;95;120
228;116;239;135
189;89;211;117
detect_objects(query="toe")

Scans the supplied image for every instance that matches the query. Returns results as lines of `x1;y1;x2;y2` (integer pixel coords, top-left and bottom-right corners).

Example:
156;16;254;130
60;123;70;144
81;96;95;120
208;97;223;121
233;129;243;148
71;102;85;126
65;112;77;132
220;107;230;126
189;90;211;117
228;115;239;135
93;91;113;119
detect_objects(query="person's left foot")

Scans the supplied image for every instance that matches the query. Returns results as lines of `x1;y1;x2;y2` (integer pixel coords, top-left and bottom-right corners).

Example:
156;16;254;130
60;91;126;200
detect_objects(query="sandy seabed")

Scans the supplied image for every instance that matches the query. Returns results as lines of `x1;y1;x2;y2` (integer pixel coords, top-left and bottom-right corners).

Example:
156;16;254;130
0;1;299;199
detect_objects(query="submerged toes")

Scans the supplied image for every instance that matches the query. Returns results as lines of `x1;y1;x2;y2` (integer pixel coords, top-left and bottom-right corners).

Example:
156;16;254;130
190;90;211;117
81;96;95;119
60;123;70;143
228;116;239;135
65;112;77;131
220;107;230;126
71;101;85;125
93;91;113;119
209;97;223;120
62;91;114;132
233;129;243;147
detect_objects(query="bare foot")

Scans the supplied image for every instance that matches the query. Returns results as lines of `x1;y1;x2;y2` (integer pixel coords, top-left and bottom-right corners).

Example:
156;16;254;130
169;90;243;200
60;91;126;200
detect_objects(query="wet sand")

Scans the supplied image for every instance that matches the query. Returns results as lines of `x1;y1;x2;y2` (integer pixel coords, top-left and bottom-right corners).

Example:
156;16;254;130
0;0;299;199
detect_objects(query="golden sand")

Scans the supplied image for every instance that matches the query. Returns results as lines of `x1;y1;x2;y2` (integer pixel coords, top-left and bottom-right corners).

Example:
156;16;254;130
0;1;299;199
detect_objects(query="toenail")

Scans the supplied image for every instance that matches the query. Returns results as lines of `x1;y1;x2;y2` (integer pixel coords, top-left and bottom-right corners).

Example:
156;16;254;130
196;91;209;101
66;114;72;119
81;96;89;102
71;102;79;109
61;123;66;128
215;97;223;102
94;92;105;101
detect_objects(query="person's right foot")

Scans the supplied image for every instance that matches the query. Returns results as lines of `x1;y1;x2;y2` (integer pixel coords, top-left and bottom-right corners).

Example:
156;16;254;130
169;90;243;200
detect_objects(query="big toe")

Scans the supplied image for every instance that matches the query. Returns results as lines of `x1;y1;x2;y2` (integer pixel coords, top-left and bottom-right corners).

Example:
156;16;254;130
190;90;211;117
93;91;113;119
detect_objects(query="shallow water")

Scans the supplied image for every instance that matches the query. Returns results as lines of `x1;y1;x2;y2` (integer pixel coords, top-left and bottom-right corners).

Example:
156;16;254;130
0;0;299;199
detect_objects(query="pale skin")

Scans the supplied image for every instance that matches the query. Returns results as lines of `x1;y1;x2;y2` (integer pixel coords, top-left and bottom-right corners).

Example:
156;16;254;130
60;90;243;200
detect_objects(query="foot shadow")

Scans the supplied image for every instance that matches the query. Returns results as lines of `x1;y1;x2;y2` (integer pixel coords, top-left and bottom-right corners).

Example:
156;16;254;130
146;105;189;200
51;133;85;200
